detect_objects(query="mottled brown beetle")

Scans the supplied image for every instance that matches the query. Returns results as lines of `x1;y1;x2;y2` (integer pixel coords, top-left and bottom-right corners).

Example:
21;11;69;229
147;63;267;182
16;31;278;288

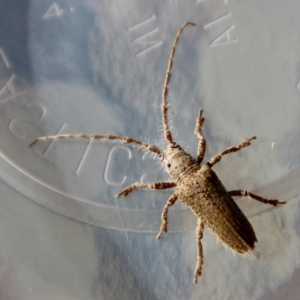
30;22;286;283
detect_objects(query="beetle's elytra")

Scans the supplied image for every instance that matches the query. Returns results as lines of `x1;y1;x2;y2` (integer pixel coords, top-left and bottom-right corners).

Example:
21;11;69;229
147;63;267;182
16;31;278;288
30;22;286;283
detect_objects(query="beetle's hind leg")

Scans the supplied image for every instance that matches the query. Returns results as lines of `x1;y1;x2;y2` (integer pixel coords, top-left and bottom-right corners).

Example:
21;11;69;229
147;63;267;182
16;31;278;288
194;109;206;164
194;218;204;283
228;190;286;206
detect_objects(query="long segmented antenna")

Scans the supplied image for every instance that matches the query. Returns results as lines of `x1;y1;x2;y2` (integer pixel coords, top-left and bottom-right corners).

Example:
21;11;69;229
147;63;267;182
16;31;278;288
29;22;196;155
28;134;161;156
161;22;196;144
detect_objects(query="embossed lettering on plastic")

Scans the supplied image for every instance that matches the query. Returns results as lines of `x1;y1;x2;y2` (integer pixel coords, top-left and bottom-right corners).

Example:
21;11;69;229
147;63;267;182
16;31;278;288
104;146;132;186
74;140;92;175
0;75;26;104
204;12;238;46
0;47;11;68
9;102;45;140
128;15;162;56
43;3;64;20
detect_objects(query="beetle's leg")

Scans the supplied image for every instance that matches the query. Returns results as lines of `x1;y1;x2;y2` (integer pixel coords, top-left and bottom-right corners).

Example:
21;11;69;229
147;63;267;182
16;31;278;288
194;218;204;283
228;190;286;206
207;136;256;167
156;194;178;240
116;181;176;198
194;109;206;164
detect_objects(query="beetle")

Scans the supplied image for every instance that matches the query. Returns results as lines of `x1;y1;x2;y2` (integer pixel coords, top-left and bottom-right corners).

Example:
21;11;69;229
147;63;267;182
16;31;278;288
30;22;286;283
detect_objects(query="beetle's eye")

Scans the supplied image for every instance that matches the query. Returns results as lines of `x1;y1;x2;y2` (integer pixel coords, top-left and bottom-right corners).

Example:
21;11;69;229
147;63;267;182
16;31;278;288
167;163;171;168
170;142;179;149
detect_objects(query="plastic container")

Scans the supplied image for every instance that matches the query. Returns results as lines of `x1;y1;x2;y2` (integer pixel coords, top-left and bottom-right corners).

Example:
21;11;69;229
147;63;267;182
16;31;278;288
0;0;300;299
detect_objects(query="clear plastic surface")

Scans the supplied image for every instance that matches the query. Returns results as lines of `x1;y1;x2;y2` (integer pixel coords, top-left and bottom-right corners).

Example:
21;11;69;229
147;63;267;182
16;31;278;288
1;0;300;299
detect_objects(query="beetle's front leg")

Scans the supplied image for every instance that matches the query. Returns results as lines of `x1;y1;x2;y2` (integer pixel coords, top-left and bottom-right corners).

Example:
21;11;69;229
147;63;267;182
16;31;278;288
207;136;256;167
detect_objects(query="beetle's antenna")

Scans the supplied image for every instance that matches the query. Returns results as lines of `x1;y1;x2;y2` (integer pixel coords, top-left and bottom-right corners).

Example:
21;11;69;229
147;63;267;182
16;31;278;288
161;22;196;144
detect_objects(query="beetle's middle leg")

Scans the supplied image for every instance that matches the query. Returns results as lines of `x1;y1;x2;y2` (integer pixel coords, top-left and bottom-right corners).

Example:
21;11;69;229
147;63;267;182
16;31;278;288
194;109;206;164
207;136;256;167
156;194;178;239
228;190;286;206
116;181;176;198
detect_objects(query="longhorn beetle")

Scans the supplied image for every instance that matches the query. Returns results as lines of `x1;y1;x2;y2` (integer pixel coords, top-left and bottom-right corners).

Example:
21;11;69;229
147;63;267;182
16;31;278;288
30;22;286;283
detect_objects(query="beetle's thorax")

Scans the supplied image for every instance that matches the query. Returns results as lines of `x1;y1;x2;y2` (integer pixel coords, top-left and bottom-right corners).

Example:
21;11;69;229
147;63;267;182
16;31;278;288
162;144;198;181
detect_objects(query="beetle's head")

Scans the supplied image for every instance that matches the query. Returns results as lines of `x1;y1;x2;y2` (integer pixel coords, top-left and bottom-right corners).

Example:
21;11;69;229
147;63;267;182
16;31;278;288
161;143;196;180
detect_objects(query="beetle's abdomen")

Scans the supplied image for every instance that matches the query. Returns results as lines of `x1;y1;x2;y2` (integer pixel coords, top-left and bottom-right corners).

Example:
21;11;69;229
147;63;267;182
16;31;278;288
176;164;257;253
